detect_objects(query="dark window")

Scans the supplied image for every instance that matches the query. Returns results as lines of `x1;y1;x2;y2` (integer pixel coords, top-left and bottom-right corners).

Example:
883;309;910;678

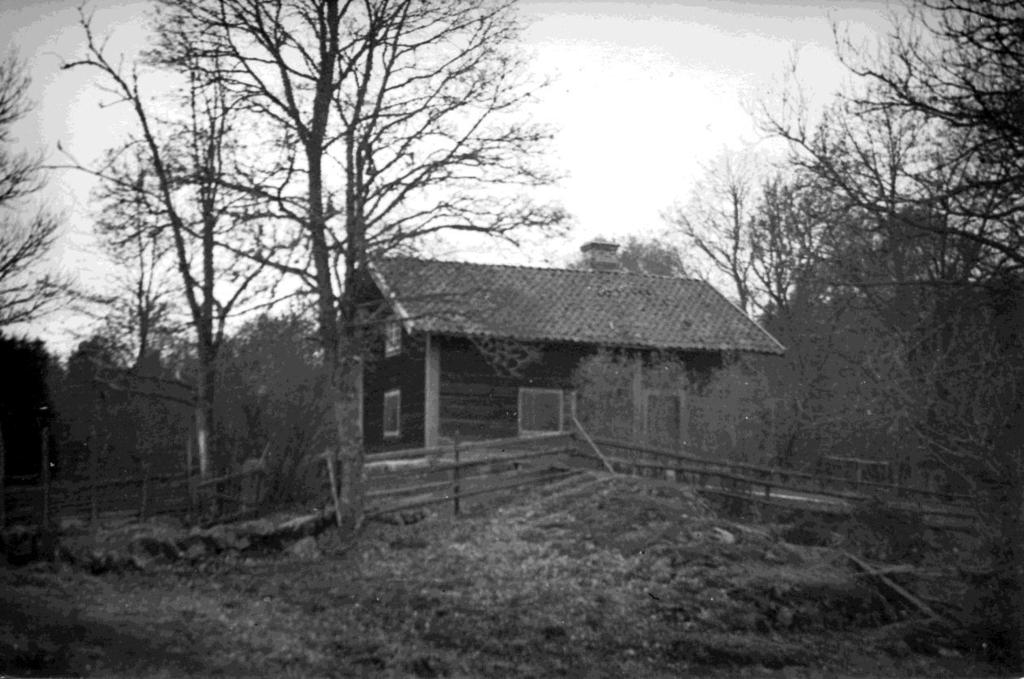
384;389;401;438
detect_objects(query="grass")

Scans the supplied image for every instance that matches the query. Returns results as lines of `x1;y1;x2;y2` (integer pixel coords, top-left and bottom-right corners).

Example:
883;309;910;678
0;472;1005;678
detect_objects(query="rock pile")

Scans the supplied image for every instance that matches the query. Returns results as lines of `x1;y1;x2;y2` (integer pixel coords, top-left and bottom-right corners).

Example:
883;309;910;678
2;508;336;573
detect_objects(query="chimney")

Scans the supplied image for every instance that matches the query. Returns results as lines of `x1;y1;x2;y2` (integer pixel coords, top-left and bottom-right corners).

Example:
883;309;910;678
580;239;620;271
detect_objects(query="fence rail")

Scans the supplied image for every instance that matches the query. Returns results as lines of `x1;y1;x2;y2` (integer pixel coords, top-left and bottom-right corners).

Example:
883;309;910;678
588;436;975;506
362;435;579;518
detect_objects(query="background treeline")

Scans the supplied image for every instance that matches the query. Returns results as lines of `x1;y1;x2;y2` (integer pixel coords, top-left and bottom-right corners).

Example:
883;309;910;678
0;313;331;507
572;231;1023;496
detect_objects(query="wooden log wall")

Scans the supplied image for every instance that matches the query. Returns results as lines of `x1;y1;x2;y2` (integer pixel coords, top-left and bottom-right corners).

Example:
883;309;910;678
438;336;587;441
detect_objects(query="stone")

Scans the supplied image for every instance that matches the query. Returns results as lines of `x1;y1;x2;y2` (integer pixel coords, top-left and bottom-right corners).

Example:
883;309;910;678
55;543;80;565
649;557;674;583
888;640;912;657
129;535;182;562
711;527;736;545
775;606;795;629
203;526;233;552
236;518;277;536
228;534;251;552
87;550;112;574
287;536;321;560
399;510;428;525
178;527;250;554
184;542;208;561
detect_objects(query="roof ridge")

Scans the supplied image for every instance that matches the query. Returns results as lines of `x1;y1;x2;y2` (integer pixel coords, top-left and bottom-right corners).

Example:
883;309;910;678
379;254;702;282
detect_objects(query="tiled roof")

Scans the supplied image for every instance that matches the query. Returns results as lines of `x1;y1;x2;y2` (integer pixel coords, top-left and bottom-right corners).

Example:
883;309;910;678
371;257;784;354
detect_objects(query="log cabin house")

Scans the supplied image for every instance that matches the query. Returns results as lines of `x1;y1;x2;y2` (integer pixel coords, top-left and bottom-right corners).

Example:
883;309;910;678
362;241;784;453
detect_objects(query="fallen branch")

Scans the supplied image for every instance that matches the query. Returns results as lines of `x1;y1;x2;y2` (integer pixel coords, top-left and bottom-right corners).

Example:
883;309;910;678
844;551;953;625
323;453;344;531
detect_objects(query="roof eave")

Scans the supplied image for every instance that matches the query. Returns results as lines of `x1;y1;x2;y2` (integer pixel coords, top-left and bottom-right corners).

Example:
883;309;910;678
367;261;415;333
413;327;785;355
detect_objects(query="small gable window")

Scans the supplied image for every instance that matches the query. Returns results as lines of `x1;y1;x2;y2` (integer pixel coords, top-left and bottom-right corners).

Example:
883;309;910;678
518;388;563;435
384;319;402;356
383;389;401;438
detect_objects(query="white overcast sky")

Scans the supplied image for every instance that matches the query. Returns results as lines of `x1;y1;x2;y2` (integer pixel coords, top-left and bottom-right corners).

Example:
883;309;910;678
2;0;893;352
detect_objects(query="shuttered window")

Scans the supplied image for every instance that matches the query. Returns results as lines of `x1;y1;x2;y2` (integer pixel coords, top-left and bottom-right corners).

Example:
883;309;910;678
518;388;563;435
384;320;402;356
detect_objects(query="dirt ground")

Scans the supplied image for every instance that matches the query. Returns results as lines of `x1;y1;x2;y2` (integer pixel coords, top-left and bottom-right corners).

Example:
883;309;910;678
0;473;1008;678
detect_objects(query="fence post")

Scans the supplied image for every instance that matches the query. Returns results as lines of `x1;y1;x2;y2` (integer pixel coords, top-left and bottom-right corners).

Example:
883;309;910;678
452;440;461;516
0;419;6;529
40;424;50;529
89;430;98;528
186;435;195;518
139;466;150;521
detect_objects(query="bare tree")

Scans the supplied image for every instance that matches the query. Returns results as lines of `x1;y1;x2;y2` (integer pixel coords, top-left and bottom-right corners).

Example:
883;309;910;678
0;53;64;327
758;2;1024;277
63;14;277;478
93;156;184;369
841;0;1024;272
664;148;761;312
747;173;837;318
665;146;831;319
156;0;564;529
753;3;1024;663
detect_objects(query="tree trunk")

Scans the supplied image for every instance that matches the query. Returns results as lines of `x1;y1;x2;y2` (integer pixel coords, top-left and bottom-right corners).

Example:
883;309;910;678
304;0;356;530
1006;431;1024;670
991;405;1024;669
329;354;364;533
195;404;210;480
0;420;5;529
195;347;216;480
1012;482;1024;671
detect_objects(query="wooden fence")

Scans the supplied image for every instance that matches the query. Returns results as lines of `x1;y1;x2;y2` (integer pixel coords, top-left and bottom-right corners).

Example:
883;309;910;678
580;435;978;527
1;429;979;530
1;464;268;529
356;430;978;528
0;435;575;529
3;472;192;527
587;436;974;503
362;433;580;517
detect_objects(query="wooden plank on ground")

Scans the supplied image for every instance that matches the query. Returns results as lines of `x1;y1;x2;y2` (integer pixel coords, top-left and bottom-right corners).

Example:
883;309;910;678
844;551;952;625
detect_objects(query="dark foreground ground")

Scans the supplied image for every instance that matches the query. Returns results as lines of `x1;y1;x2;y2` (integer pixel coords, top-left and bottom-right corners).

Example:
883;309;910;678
0;473;1008;678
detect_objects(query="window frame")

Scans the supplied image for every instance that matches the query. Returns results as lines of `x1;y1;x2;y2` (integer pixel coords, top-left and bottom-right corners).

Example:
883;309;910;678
384;319;402;357
383;388;401;439
517;387;564;436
